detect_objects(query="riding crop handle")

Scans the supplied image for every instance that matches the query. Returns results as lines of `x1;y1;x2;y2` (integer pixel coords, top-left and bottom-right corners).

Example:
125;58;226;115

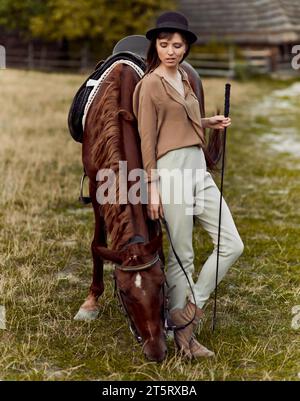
224;83;231;118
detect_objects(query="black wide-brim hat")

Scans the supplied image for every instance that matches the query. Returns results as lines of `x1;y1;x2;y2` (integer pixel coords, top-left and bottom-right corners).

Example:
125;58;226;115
146;11;198;44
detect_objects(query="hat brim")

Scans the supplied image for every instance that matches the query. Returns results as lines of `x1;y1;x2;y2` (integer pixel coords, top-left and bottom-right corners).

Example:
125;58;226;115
146;27;197;44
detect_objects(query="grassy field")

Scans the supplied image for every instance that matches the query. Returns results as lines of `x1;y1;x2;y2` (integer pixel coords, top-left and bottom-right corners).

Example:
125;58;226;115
0;69;299;381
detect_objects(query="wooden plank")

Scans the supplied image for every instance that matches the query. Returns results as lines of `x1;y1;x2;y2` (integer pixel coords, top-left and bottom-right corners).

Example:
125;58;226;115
6;57;82;68
194;68;233;77
188;53;230;60
242;49;272;57
189;60;230;68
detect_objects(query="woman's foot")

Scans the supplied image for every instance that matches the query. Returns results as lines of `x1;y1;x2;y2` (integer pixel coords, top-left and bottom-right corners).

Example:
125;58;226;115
169;301;204;359
170;308;193;358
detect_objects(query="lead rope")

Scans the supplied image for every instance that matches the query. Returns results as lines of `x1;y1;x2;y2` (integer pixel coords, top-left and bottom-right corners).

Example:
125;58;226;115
160;217;197;332
113;271;142;343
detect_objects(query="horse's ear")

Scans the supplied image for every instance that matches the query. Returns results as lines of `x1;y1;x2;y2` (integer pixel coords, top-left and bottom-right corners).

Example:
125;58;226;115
143;230;162;253
95;245;122;264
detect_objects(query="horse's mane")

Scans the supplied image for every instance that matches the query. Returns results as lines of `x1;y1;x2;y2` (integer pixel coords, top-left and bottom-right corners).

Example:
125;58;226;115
87;64;136;251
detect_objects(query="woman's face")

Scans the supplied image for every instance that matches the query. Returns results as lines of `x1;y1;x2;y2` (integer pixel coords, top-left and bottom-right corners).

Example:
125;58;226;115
156;32;187;68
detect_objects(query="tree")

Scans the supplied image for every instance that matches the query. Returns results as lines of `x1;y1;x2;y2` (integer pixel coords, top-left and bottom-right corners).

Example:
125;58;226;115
0;0;47;37
0;0;175;60
0;0;175;43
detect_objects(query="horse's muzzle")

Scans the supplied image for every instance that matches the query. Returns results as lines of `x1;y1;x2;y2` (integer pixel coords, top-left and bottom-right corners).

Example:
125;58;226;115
143;337;168;363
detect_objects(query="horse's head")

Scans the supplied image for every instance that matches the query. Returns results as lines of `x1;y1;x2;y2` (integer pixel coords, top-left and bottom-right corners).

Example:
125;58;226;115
95;230;167;362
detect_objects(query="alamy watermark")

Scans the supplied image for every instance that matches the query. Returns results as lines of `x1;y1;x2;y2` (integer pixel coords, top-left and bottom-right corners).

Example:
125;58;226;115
291;45;300;70
291;305;300;330
0;45;6;69
0;305;6;330
95;161;205;216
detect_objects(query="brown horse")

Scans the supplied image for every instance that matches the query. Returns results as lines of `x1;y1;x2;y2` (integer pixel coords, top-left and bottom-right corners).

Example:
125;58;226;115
75;59;168;362
74;55;222;362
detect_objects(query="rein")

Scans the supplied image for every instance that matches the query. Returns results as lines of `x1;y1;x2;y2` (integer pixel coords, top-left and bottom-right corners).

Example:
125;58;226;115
160;217;198;332
114;275;143;343
79;166;199;337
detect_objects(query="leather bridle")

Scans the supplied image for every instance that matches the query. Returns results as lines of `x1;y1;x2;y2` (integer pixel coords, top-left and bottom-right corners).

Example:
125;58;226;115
113;217;199;344
114;253;160;272
113;252;166;344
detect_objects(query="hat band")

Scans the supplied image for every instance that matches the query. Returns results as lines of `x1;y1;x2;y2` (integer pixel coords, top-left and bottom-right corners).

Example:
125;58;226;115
156;21;189;31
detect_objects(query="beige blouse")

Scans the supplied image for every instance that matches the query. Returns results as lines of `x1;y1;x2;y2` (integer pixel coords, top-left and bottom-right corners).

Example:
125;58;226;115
132;66;205;182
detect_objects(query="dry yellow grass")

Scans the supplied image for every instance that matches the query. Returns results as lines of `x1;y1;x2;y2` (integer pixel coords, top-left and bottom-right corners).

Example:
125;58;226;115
0;68;299;381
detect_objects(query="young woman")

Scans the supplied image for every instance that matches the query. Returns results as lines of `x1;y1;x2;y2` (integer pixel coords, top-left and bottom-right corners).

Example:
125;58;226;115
133;11;244;359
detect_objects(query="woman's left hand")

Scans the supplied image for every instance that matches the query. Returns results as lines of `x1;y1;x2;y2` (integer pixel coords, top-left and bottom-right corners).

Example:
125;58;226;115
207;115;231;130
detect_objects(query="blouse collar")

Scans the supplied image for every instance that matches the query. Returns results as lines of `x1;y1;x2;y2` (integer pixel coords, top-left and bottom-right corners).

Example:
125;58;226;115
149;66;205;144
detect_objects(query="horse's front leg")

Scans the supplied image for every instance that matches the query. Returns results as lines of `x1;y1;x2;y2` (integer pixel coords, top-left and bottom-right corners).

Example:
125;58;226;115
74;183;107;321
87;213;107;297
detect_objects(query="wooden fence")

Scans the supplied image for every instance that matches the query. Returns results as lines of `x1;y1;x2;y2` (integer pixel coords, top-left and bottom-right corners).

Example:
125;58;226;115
187;48;273;77
2;43;297;77
3;43;97;72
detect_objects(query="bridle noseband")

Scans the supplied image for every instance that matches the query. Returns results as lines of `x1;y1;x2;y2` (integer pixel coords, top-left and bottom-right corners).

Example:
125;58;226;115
114;253;160;272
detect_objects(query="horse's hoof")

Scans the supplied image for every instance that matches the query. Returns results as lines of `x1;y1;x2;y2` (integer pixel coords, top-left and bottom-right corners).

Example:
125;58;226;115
73;307;99;321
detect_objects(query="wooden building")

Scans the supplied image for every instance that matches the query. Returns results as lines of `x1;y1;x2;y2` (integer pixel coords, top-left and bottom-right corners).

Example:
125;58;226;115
179;0;300;72
1;1;299;75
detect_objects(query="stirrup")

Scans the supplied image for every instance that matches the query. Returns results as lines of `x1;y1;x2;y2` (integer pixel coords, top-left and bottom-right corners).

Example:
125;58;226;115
79;170;91;204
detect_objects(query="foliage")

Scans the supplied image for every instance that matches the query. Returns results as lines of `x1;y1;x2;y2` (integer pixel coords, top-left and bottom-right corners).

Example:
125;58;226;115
190;38;230;56
233;61;256;81
0;0;175;45
0;0;46;36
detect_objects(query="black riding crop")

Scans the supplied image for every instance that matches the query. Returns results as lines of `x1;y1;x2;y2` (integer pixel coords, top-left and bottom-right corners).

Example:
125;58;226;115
212;83;231;331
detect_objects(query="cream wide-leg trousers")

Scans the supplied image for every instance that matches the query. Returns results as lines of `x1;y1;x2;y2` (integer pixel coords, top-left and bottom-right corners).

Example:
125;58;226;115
156;146;244;311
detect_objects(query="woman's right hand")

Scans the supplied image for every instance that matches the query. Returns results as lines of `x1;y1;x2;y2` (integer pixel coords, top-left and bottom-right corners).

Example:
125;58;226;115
147;181;164;220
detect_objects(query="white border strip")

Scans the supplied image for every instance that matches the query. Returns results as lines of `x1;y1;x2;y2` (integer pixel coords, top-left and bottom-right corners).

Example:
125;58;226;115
82;59;144;130
0;305;6;330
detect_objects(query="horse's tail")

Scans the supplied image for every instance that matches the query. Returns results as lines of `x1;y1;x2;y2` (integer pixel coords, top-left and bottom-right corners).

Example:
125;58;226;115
203;109;223;173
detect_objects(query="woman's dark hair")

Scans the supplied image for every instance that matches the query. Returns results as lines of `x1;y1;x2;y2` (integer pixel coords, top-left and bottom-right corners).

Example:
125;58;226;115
145;30;191;74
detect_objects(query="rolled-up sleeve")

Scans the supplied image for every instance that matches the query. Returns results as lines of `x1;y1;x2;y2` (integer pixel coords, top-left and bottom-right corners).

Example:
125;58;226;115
133;80;159;183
